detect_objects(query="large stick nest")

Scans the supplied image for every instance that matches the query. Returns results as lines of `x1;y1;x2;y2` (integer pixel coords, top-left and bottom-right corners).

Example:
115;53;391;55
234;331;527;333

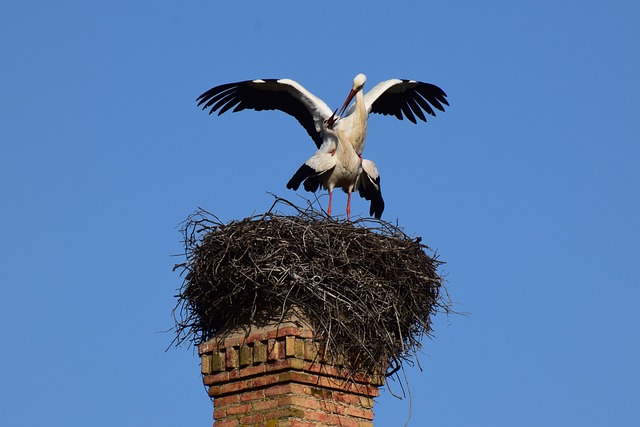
173;198;450;376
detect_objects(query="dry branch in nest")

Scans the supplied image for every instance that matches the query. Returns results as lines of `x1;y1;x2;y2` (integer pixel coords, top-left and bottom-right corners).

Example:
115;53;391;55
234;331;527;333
172;197;450;377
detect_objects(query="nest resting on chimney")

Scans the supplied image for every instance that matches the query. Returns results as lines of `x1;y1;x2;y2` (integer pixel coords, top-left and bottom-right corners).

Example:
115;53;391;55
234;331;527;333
172;197;450;377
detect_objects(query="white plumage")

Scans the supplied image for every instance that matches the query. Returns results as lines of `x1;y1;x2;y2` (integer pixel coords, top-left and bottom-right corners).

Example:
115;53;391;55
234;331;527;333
197;74;448;219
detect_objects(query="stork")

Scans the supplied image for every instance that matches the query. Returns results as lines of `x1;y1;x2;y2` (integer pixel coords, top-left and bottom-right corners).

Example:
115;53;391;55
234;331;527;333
197;74;448;218
285;123;384;219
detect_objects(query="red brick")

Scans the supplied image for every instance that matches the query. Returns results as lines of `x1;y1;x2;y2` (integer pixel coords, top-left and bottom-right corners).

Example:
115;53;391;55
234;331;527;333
265;326;302;340
213;394;239;407
203;371;229;386
358;396;374;408
311;375;379;397
225;403;252;416
302;360;344;378
239;413;264;425
211;419;238;427
316;398;340;414
201;354;212;374
239;389;265;402
235;363;266;379
245;331;266;344
239;345;253;366
301;361;378;385
267;339;283;361
253;341;267;362
288;420;317;427
294;338;305;359
263;382;308;397
211;352;225;372
345;405;374;420
287;383;311;396
278;394;321;410
264;383;295;397
251;399;279;412
304;339;319;361
304;410;336;424
305;386;332;399
333;391;361;405
261;406;305;419
210;379;251;396
198;341;216;354
264;357;304;373
334;416;361;427
252;373;281;388
213;407;226;419
225;347;238;368
222;336;243;348
285;336;296;357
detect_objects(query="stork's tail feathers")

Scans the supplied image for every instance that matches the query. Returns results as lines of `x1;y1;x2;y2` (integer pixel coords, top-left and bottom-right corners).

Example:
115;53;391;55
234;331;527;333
358;181;384;219
365;190;385;219
358;159;385;219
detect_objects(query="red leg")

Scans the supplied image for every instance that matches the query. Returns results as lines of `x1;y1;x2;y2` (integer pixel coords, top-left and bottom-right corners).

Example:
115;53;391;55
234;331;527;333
346;192;352;221
327;190;333;217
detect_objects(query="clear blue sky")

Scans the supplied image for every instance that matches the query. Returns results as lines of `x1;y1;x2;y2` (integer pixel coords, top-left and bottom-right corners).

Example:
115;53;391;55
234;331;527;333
2;1;639;426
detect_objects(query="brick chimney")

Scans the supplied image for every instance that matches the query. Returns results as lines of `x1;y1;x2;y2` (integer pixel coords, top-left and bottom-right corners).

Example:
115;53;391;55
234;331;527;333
199;315;383;427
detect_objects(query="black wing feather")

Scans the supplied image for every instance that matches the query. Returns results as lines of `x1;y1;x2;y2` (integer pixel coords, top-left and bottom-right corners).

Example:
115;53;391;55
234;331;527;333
370;80;449;123
413;92;436;116
217;93;243;115
197;80;325;147
400;102;416;123
406;96;427;122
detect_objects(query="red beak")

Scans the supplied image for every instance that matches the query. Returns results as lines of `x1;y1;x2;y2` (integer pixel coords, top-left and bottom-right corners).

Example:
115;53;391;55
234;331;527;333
338;88;357;117
327;88;357;128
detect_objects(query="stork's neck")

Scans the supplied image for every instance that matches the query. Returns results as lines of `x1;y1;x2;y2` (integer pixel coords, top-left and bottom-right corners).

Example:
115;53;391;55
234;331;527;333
350;90;368;154
354;90;367;122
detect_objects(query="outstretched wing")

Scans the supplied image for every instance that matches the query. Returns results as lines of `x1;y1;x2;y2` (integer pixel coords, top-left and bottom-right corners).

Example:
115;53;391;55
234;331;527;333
353;79;448;124
197;79;333;148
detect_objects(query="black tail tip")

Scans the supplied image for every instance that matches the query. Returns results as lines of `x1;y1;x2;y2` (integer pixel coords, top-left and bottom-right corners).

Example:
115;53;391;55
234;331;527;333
370;197;385;219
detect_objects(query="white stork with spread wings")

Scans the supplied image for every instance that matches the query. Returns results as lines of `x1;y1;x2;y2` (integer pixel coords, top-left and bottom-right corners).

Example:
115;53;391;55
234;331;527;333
197;74;448;219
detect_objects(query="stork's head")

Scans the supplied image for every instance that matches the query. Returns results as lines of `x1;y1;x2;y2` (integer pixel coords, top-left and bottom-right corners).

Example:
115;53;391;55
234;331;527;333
353;73;367;91
327;73;368;128
335;73;367;120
